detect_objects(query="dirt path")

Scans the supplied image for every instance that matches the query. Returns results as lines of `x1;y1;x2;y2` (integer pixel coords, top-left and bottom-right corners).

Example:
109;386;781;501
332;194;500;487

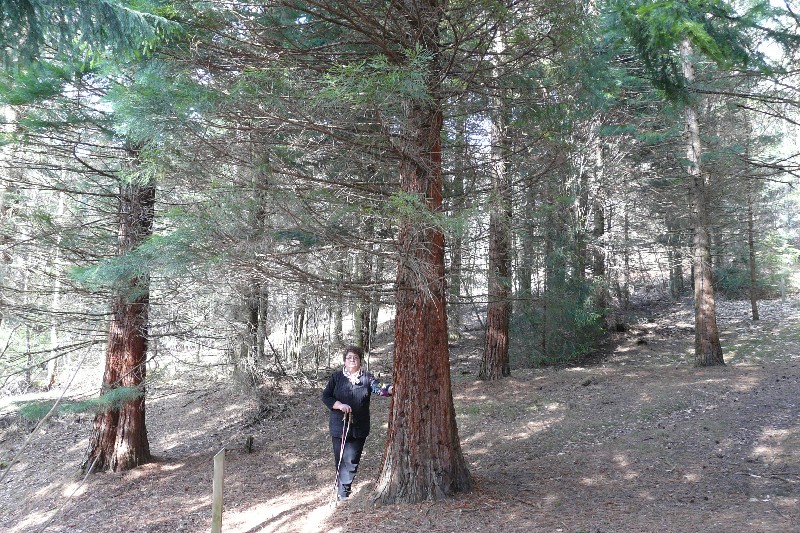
1;298;798;532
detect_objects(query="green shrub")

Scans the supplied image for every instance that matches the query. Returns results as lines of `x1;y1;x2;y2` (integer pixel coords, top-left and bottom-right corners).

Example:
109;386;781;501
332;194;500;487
511;279;605;367
714;265;760;298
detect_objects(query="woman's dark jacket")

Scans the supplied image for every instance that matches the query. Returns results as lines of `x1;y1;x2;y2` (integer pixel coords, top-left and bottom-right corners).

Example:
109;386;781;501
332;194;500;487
322;370;390;439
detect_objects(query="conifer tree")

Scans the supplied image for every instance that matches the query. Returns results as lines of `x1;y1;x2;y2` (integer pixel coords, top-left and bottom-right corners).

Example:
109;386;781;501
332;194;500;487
1;0;176;470
480;19;512;381
609;0;799;366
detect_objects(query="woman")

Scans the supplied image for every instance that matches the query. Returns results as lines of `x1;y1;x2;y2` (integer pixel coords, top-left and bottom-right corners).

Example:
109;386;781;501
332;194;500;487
321;345;392;500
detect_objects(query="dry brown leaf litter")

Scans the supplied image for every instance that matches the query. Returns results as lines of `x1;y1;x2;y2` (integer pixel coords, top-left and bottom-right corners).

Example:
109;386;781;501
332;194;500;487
0;297;798;532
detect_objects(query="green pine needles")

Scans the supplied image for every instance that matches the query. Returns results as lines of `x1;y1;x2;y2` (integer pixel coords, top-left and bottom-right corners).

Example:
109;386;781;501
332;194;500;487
0;0;179;69
319;46;435;109
607;0;779;102
17;386;144;422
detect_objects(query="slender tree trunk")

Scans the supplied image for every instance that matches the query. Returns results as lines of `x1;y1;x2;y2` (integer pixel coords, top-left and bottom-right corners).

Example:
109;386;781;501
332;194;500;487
376;2;471;501
541;166;567;357
239;157;270;378
575;171;589;281
369;253;382;345
333;250;345;347
482;188;512;379
46;191;65;390
244;281;259;356
257;285;268;361
681;38;724;366
541;188;553;359
667;247;676;296
20;187;35;387
590;132;606;320
85;161;155;472
355;245;374;350
239;278;268;380
446;117;467;339
743;114;760;321
0;108;18;331
481;30;512;380
747;197;759;321
622;198;630;313
292;294;306;371
518;176;537;320
447;225;464;337
667;220;684;298
592;198;608;326
674;247;684;293
22;248;32;388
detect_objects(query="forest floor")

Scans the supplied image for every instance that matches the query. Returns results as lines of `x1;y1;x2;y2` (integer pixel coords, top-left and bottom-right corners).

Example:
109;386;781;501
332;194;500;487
1;295;799;533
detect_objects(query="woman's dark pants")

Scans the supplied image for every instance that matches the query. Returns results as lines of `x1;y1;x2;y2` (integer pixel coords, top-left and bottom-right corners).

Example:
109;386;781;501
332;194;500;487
332;436;366;500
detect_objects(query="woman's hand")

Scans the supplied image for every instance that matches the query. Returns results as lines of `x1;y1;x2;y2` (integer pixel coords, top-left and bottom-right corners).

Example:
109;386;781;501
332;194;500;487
333;401;352;413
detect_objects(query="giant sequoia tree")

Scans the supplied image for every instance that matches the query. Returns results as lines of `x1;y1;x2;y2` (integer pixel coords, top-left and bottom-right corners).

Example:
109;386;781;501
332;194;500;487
84;145;155;472
180;0;473;501
373;1;473;502
200;0;584;501
0;0;175;470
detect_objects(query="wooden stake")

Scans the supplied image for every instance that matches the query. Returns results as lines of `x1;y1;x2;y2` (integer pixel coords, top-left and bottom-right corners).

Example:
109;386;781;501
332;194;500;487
211;448;225;533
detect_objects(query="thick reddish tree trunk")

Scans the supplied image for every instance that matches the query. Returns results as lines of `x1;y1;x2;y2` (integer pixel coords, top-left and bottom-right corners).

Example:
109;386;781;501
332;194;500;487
376;101;472;501
86;293;152;472
85;170;154;472
376;3;471;497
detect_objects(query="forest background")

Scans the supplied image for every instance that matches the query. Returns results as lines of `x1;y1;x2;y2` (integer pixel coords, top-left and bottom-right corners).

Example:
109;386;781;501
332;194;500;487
1;0;800;528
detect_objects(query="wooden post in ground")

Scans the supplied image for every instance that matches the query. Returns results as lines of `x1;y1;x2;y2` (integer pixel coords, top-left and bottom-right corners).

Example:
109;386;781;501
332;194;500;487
211;448;225;533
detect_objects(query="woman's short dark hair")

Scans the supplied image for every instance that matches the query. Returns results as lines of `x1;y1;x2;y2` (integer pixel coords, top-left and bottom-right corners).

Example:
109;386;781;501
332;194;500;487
343;345;364;362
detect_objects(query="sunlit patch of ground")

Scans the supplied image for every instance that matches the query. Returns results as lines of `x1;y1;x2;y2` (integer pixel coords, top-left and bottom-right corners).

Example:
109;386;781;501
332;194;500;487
223;488;335;533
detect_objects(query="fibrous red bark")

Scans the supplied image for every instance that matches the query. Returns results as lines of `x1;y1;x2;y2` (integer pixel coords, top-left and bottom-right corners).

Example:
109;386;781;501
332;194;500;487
375;43;472;499
85;173;154;472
